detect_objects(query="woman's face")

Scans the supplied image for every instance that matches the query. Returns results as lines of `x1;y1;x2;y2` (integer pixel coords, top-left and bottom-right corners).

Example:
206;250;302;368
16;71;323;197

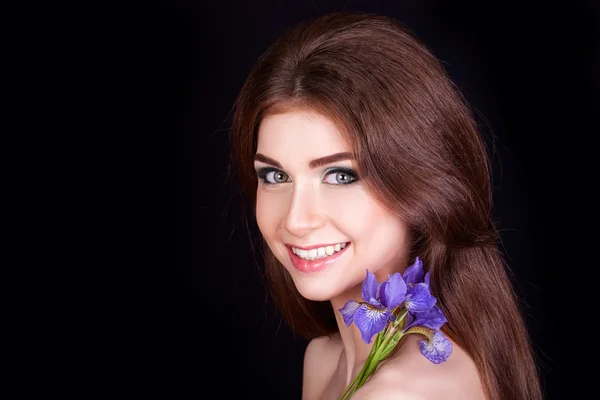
254;109;411;302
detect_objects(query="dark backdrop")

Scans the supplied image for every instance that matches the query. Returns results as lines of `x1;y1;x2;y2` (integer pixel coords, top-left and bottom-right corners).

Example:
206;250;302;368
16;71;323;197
151;1;595;398
7;1;597;398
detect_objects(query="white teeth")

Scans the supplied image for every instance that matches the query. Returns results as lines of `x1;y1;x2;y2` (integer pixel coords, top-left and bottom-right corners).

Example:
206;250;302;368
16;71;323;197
292;243;348;261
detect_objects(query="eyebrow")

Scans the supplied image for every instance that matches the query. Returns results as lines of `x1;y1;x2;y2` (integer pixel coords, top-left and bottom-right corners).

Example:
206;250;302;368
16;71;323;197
253;152;354;169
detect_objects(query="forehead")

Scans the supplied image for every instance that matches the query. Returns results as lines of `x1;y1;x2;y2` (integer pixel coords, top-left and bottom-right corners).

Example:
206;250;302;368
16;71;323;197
256;110;349;155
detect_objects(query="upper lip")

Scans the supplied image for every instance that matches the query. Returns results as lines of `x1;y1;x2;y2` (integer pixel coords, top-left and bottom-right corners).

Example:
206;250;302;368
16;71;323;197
286;242;348;250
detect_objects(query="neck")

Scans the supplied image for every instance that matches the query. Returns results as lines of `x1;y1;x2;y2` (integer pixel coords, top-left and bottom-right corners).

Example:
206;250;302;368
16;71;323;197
331;288;374;386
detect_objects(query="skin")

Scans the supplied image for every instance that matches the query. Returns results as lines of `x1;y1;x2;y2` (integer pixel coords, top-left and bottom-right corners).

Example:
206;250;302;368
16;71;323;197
254;109;485;400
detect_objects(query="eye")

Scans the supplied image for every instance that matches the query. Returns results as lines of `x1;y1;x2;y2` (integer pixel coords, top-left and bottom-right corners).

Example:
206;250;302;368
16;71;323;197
257;167;290;184
323;168;358;185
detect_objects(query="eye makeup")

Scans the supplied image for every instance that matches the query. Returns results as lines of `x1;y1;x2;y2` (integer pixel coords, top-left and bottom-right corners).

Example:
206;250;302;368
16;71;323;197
255;166;359;186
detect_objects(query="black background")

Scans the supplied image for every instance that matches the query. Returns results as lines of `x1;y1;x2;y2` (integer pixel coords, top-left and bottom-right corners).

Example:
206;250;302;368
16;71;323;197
5;1;597;398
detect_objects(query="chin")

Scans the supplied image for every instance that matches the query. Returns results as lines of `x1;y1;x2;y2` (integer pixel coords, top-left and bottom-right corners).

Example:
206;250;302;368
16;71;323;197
293;283;335;302
277;253;365;302
287;271;355;302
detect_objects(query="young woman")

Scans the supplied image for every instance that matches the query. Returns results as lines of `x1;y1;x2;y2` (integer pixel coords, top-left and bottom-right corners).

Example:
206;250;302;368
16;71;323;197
229;11;542;400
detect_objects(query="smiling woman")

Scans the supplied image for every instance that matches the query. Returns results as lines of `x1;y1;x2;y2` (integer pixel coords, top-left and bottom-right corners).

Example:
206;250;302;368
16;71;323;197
228;11;542;400
254;110;411;301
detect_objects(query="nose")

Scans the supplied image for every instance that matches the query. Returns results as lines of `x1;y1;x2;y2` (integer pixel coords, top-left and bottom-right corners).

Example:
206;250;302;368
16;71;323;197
283;185;326;237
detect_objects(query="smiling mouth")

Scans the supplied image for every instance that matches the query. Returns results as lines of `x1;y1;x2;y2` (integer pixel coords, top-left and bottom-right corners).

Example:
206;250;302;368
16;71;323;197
291;242;349;261
287;242;351;273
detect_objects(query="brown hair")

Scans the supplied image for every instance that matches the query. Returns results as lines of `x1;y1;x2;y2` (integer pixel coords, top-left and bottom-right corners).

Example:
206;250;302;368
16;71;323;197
229;11;542;400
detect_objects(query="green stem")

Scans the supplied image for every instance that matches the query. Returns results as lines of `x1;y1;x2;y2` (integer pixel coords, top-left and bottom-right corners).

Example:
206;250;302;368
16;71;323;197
337;309;410;399
338;334;383;400
338;329;395;399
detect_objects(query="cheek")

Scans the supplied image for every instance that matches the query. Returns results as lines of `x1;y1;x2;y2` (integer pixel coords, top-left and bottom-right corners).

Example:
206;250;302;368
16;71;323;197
332;193;408;244
321;188;367;220
322;189;378;232
255;191;285;238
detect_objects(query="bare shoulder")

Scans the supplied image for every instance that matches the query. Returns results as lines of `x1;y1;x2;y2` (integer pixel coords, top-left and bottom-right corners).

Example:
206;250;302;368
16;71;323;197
352;335;486;400
302;334;344;400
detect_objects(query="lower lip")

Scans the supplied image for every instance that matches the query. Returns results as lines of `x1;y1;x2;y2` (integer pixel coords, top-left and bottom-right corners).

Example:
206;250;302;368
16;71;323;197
288;244;350;273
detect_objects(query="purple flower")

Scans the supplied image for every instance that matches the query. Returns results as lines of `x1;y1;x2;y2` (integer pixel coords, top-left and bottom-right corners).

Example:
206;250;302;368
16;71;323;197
402;257;425;286
404;305;447;331
402;258;437;313
419;330;452;364
337;258;452;398
339;270;407;343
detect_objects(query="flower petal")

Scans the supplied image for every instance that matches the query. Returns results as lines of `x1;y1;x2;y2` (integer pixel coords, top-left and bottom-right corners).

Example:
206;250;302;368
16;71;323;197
405;283;436;312
380;272;406;309
419;330;452;364
367;297;384;308
404;305;447;331
339;300;362;326
402;257;424;286
362;270;379;302
353;304;390;344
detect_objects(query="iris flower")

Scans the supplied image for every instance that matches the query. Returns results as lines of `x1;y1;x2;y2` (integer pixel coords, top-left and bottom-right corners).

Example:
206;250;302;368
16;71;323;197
339;269;406;343
337;257;452;399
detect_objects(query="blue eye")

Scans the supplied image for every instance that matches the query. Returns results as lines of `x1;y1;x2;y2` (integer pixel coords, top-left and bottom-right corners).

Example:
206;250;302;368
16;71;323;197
257;167;289;184
256;166;358;185
323;167;358;185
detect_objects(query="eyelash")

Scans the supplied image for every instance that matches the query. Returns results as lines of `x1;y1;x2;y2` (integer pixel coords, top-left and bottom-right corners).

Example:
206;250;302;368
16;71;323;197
256;167;358;186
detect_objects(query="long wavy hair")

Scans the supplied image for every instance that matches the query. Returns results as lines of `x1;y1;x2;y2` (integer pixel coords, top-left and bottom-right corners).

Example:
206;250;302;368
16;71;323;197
229;11;542;400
